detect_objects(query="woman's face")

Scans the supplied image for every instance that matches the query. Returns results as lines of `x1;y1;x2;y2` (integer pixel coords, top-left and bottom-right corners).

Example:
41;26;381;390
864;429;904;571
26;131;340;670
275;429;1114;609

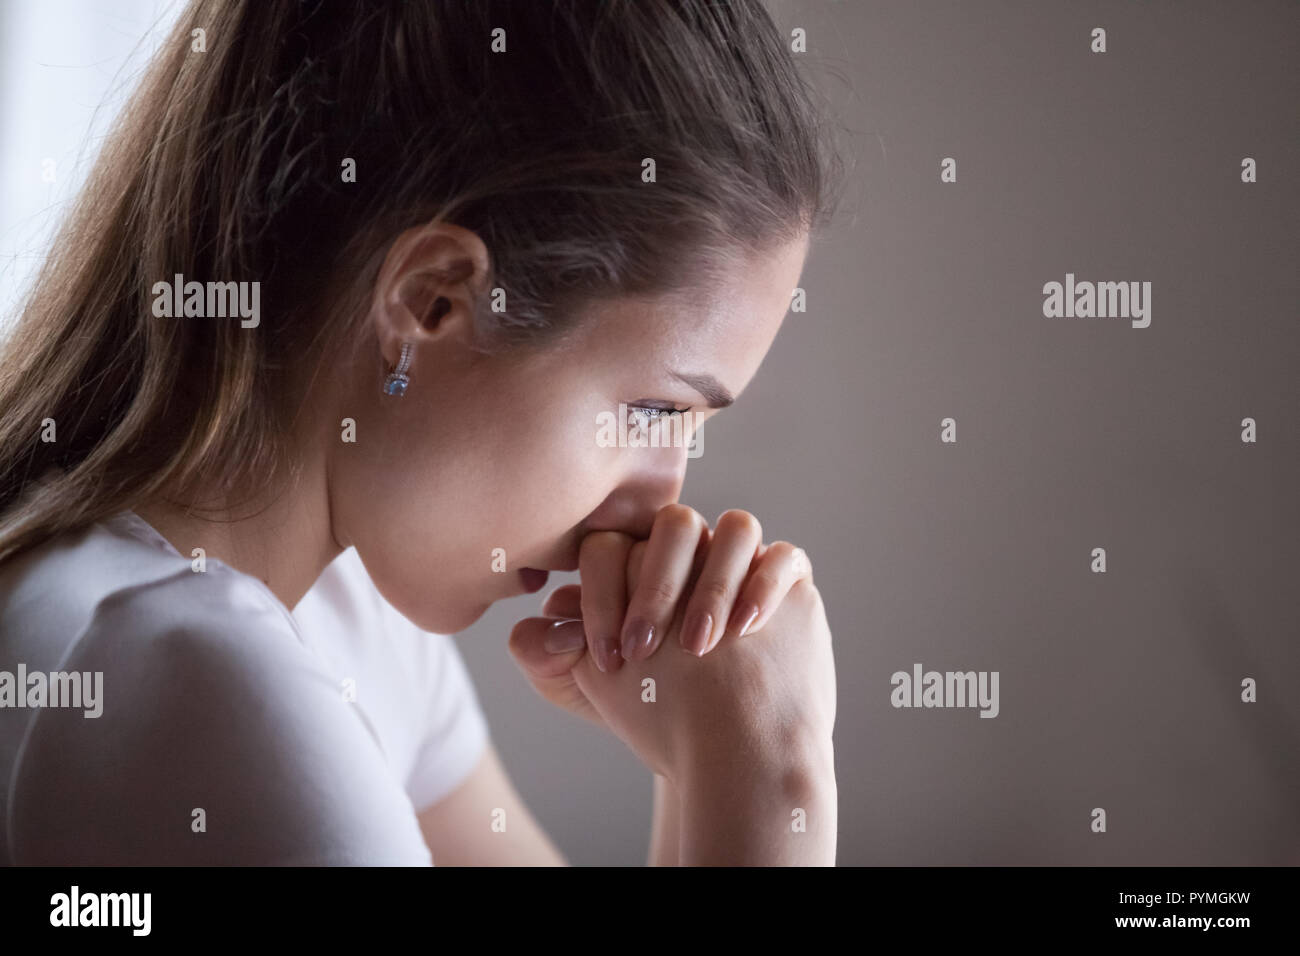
328;230;810;634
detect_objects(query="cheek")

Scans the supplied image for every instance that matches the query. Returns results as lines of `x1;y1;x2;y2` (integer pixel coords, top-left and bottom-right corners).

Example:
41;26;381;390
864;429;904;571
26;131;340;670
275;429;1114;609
468;411;617;543
353;404;616;627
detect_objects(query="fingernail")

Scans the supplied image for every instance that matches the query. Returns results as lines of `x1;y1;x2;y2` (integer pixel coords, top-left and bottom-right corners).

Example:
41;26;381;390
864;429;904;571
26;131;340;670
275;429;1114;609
729;602;760;637
620;618;655;662
683;611;713;657
543;619;586;654
594;635;623;673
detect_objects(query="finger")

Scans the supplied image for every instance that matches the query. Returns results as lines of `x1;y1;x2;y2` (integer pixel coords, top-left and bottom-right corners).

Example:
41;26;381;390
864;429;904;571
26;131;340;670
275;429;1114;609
679;509;763;656
620;504;708;662
507;615;603;728
508;616;589;678
579;531;635;673
541;583;582;620
627;528;711;660
626;528;712;596
626;539;648;594
724;541;813;641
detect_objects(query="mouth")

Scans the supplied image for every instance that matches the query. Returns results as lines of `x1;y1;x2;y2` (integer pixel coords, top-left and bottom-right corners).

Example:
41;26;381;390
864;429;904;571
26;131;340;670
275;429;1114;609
518;567;550;593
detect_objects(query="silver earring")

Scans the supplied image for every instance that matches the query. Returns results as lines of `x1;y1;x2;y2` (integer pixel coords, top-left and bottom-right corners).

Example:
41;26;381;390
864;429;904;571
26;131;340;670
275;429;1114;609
383;342;413;396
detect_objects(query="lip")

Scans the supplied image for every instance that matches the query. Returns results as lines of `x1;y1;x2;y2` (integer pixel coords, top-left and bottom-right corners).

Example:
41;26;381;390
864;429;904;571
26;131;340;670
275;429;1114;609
518;567;550;593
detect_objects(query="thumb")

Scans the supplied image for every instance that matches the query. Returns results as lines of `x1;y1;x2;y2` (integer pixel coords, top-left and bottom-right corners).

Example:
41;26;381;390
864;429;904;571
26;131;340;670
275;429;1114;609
508;616;605;728
508;616;588;681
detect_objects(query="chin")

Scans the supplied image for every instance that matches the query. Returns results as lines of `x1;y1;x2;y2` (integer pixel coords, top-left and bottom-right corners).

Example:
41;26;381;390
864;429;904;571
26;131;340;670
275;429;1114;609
452;601;493;632
409;599;491;636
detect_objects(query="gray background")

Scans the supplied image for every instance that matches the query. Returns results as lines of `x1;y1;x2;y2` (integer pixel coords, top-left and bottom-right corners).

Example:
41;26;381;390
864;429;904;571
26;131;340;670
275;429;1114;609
455;0;1300;865
2;1;1296;865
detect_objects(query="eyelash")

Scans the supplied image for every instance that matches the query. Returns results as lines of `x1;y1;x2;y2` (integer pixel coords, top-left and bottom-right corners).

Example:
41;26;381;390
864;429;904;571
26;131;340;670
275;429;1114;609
628;404;692;428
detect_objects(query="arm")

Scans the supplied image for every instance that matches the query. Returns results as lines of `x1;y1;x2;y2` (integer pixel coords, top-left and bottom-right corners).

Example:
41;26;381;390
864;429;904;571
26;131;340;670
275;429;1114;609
419;746;682;866
677;732;837;866
647;773;680;866
416;742;568;865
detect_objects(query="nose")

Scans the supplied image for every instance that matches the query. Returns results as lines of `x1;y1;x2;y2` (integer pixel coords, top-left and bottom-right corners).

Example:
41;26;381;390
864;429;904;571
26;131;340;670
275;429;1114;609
582;443;690;540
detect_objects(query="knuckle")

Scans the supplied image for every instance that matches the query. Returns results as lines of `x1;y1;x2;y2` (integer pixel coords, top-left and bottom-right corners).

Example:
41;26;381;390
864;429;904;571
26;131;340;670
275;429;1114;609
580;585;623;618
789;576;822;607
715;508;762;540
695;577;734;604
656;503;704;534
581;530;631;559
767;540;798;559
769;541;812;577
639;577;679;608
585;605;620;626
749;569;782;594
781;542;812;574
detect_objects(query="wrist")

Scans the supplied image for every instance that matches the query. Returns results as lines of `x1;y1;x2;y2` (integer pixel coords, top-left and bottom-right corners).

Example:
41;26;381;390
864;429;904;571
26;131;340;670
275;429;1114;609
677;720;834;795
676;731;837;865
676;723;837;816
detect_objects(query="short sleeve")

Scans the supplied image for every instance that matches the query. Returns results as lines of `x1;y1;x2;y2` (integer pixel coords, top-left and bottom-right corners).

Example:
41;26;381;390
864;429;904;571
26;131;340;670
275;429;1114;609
8;571;433;865
401;628;490;814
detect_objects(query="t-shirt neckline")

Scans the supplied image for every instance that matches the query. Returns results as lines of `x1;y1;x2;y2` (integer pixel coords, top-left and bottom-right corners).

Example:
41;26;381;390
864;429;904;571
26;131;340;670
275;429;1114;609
106;509;306;637
112;509;184;559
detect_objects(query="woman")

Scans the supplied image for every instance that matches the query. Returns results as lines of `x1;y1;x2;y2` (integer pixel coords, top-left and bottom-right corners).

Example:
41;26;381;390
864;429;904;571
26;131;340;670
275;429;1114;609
0;0;843;865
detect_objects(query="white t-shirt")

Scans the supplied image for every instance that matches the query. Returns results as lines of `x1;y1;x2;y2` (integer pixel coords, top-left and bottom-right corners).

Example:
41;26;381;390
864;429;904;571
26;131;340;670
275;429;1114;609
0;507;490;865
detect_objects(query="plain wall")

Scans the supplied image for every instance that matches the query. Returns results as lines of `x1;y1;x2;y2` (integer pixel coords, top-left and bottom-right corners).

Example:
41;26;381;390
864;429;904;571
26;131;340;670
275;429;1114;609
453;0;1300;865
2;1;1295;865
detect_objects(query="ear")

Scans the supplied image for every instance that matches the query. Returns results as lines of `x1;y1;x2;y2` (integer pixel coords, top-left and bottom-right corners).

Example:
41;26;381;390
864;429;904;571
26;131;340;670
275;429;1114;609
370;221;492;370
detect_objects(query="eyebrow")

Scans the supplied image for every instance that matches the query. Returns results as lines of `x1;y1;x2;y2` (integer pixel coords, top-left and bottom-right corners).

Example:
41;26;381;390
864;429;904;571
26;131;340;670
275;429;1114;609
671;370;735;409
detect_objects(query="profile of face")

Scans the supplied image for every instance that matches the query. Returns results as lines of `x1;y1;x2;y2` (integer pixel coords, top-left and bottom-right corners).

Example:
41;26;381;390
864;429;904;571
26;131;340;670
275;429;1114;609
324;225;810;634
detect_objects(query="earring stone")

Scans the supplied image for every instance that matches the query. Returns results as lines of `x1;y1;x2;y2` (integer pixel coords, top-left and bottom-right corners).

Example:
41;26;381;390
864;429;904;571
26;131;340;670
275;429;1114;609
383;342;413;396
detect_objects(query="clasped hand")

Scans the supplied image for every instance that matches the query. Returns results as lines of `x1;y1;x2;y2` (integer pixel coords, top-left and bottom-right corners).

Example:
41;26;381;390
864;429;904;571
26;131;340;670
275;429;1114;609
509;504;836;785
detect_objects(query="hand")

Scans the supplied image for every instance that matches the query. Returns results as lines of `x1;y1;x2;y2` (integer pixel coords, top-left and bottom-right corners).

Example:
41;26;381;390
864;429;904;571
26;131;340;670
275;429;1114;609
585;505;816;671
503;518;707;732
504;582;601;729
568;529;835;784
506;505;825;751
539;505;834;784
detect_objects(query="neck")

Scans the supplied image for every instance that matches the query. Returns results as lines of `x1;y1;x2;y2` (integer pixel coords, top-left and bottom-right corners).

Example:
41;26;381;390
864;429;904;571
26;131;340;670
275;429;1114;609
133;444;343;614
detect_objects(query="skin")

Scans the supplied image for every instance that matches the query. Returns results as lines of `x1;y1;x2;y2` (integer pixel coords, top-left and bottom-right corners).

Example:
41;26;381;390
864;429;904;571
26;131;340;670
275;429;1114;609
135;219;833;863
137;220;811;641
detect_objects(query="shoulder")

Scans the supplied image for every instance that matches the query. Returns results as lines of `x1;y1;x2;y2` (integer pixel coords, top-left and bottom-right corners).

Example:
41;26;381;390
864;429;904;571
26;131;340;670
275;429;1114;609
8;565;432;865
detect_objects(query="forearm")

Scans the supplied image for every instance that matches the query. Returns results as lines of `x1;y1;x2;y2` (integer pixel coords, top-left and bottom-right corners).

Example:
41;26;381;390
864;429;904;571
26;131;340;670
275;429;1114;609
677;734;837;866
647;773;680;866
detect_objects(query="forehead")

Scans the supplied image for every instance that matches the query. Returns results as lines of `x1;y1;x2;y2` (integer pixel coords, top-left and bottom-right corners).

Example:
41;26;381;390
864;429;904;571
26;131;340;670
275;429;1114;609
573;235;809;382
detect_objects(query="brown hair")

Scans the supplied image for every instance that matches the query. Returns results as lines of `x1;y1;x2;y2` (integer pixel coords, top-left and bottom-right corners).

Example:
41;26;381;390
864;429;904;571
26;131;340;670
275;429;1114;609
0;0;845;566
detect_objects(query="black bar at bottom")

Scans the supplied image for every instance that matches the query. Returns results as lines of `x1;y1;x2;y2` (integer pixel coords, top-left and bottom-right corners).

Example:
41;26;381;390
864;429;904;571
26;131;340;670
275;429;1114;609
0;864;1287;942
